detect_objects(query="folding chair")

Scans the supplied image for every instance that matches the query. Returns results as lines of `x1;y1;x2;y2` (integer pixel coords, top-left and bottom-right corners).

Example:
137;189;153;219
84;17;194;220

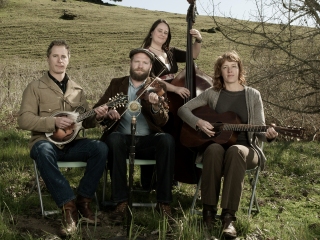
190;163;261;216
101;159;157;208
32;160;99;217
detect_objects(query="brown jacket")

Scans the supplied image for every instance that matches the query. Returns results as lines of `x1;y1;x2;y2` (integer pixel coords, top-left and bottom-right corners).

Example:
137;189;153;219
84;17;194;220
18;72;99;149
94;76;169;141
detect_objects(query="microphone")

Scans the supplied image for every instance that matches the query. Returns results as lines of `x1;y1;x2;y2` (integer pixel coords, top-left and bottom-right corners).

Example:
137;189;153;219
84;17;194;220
127;100;141;116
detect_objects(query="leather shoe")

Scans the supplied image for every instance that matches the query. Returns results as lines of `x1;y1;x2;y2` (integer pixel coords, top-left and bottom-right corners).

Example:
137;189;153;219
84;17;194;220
155;202;172;218
60;200;78;237
221;213;237;239
155;202;175;225
76;195;101;225
108;201;128;224
202;210;216;229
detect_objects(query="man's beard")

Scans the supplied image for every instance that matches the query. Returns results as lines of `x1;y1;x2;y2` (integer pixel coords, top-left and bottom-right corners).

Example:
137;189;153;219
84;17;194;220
130;68;149;81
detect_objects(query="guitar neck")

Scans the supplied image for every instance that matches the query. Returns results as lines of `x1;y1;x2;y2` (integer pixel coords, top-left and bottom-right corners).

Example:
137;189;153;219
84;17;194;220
221;123;303;138
222;124;269;132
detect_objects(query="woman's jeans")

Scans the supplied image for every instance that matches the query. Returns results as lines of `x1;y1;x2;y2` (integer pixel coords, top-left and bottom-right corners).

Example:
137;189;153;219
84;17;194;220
105;132;175;204
31;139;108;208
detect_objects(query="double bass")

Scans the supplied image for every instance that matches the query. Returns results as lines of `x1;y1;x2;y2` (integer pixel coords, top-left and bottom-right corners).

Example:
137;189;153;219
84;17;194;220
167;0;213;184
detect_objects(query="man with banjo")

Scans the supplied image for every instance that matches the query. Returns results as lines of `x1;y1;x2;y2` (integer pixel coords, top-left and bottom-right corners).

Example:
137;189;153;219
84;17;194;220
18;40;109;237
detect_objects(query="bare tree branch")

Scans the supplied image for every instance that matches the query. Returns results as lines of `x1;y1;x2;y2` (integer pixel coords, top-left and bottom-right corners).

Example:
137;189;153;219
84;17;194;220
208;0;320;137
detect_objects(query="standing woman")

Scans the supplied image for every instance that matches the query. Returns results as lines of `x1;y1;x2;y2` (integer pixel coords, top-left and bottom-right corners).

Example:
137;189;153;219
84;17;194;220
141;18;203;99
140;18;203;189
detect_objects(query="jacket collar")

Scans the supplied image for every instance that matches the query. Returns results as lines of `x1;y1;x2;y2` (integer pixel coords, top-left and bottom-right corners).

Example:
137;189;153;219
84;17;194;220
39;72;83;97
119;76;130;94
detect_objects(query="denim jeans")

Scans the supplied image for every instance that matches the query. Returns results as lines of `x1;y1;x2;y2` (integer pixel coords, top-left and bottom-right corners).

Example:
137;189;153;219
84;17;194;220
31;139;108;208
105;132;175;204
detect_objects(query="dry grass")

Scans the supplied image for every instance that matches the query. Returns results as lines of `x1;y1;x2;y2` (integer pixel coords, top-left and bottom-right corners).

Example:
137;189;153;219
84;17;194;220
1;1;320;239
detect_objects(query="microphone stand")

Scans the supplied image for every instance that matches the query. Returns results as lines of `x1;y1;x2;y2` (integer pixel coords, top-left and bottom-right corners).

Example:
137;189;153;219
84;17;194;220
107;115;143;238
107;100;143;240
127;115;136;237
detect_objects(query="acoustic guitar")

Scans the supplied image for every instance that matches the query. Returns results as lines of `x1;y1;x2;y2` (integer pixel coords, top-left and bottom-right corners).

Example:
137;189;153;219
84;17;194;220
180;106;305;148
45;93;128;145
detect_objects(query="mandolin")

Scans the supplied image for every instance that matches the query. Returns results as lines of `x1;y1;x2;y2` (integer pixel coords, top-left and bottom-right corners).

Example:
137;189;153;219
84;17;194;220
180;106;305;148
45;93;128;145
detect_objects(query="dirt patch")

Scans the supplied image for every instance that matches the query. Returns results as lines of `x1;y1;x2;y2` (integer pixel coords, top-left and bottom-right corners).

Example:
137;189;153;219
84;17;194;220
12;210;158;240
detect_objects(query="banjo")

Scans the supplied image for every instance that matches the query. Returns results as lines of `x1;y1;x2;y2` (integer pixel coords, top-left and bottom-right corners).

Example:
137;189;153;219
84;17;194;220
45;93;128;145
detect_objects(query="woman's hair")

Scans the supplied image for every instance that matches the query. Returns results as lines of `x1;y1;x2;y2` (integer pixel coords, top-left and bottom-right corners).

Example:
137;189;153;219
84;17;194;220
212;50;246;91
46;40;70;58
141;19;172;51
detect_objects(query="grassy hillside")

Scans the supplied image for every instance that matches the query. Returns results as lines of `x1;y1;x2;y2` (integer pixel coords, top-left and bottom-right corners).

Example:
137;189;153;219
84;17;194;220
1;1;320;240
0;0;264;126
0;0;252;74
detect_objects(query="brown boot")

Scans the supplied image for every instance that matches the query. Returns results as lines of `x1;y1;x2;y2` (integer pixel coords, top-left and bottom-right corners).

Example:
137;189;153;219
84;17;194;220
221;213;237;239
108;201;128;224
202;204;217;229
155;202;172;218
60;200;78;237
155;202;175;226
76;195;101;225
203;210;217;229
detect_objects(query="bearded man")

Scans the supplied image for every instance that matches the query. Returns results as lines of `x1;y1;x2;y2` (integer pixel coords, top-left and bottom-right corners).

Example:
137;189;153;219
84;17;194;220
93;48;175;223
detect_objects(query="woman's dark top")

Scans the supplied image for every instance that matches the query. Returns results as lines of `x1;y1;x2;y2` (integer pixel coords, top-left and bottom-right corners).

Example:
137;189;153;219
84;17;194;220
150;47;186;81
215;89;250;146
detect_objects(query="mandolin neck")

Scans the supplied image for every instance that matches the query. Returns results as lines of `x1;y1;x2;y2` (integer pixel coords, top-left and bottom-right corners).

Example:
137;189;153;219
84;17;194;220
76;102;111;123
77;109;96;123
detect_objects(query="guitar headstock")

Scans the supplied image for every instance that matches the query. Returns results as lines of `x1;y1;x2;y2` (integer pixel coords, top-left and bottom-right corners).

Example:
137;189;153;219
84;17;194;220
275;126;305;138
107;93;128;109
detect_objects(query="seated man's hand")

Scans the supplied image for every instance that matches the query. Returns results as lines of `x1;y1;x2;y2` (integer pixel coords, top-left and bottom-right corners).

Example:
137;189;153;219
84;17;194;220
95;105;109;121
55;116;74;129
106;109;121;121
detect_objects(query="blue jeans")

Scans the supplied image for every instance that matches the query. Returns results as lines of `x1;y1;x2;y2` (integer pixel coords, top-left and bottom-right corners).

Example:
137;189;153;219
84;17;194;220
31;139;108;208
105;132;175;203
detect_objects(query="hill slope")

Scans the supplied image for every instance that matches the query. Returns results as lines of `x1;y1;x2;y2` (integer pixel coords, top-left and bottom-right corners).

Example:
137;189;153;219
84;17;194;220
0;0;249;74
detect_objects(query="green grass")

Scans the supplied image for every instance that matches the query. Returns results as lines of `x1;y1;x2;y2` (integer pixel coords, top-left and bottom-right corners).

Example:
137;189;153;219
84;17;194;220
1;128;320;239
1;0;320;239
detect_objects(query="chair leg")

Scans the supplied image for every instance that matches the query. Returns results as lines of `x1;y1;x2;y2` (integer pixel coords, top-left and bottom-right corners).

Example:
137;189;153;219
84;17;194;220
248;167;260;216
102;167;107;204
34;159;101;216
149;164;157;192
254;189;260;213
33;160;45;217
34;161;61;217
191;176;202;215
94;192;100;211
130;164;157;207
101;163;158;208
